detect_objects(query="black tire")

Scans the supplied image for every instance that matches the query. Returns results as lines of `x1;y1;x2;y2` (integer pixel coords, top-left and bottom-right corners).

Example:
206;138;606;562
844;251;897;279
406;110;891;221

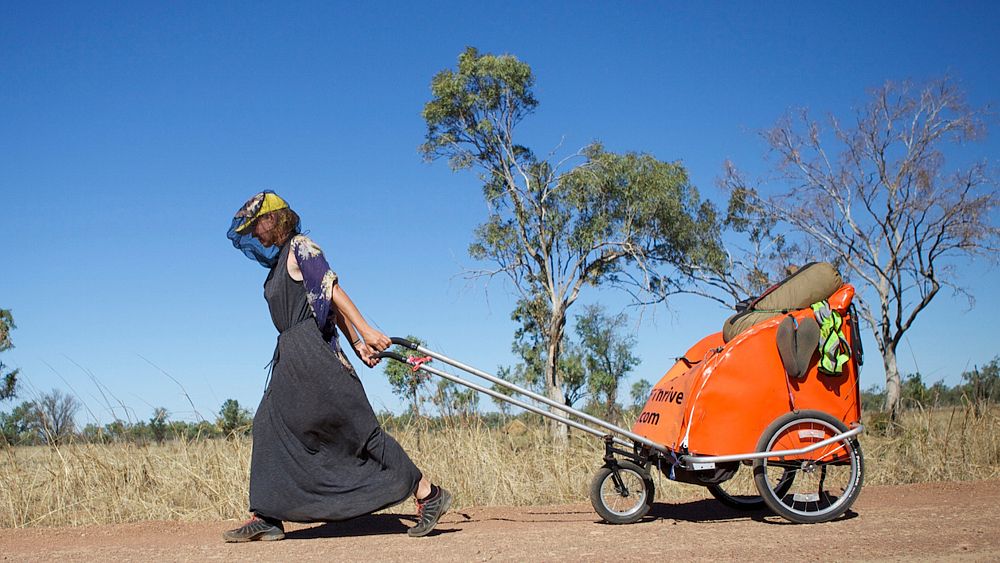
708;464;794;510
589;461;655;524
753;410;864;524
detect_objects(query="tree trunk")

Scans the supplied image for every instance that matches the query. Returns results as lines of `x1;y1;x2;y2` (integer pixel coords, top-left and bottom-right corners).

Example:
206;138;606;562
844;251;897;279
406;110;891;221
545;310;568;443
604;384;618;424
882;346;902;420
969;367;983;419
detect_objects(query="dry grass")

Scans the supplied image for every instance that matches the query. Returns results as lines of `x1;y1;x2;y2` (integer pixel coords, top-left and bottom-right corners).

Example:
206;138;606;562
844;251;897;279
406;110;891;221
860;406;1000;484
2;406;997;528
1;438;251;527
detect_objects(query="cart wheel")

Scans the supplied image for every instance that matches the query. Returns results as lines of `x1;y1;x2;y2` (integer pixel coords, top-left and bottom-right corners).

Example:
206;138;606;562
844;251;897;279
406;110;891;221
589;461;655;524
708;465;794;510
753;410;864;524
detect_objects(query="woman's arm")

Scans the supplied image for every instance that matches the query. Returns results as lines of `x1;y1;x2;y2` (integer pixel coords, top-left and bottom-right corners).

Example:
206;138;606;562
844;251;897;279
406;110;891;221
335;308;380;367
286;235;390;358
331;284;391;353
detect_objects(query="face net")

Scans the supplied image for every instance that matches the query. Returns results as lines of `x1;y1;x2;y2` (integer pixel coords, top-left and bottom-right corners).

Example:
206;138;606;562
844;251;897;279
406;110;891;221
227;191;298;269
228;215;283;268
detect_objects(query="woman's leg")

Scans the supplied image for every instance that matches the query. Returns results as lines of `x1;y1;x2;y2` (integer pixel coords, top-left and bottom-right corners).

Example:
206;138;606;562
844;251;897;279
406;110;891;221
222;513;285;543
414;476;432;500
409;472;452;538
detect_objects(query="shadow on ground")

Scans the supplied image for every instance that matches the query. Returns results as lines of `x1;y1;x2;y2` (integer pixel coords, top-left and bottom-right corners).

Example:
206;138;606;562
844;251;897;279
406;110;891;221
644;499;858;525
642;499;760;524
286;514;459;539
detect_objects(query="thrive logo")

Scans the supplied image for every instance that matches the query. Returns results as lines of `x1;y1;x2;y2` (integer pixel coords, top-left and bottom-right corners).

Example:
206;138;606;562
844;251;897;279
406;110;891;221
650;387;684;405
636;411;660;425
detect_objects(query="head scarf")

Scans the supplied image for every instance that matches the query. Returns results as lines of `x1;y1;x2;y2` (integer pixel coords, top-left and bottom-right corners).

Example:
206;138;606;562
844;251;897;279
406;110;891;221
228;190;299;268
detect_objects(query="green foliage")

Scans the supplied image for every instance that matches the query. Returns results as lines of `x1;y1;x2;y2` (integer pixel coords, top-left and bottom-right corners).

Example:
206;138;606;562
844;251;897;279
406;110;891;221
103;419;130;442
216;399;252;439
575;305;640;423
963;357;1000;417
503;294;587;407
622;378;654;420
421;46;538;170
491;369;514;416
0;400;40;445
901;373;933;408
0;309;19;401
80;422;110;444
78;415;221;444
465;144;725;300
630;379;653;410
431;379;479;420
422;48;724;420
0;310;14;351
149;407;169;444
861;357;1000;416
557;145;726;290
861;384;887;413
0;390;79;445
2;399;239;445
559;343;587;408
502;301;640;421
382;335;430;416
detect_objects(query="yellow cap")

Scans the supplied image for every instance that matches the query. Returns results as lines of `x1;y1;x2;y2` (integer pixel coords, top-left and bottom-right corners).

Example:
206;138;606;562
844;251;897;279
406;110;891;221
234;191;289;235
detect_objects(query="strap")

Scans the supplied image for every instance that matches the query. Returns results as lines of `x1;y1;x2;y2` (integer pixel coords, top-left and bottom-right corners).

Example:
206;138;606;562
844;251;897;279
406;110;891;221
406;355;433;372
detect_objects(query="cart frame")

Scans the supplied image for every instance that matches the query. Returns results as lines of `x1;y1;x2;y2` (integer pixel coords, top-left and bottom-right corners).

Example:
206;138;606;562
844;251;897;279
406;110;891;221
379;336;863;474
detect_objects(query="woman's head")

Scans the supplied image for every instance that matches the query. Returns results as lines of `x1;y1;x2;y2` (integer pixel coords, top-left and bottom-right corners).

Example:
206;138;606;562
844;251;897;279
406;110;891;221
228;190;302;268
233;191;300;247
252;207;301;247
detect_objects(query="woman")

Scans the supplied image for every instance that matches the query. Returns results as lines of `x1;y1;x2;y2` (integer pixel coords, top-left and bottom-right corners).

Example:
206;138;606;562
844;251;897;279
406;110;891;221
223;191;451;541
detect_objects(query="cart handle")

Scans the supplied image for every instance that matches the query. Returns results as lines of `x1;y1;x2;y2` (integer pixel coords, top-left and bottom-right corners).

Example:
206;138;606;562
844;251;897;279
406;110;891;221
378;337;671;454
376;350;634;448
390;336;420;350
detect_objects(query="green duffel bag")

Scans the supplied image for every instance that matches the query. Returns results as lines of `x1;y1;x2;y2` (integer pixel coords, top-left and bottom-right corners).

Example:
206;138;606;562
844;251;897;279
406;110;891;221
722;262;842;343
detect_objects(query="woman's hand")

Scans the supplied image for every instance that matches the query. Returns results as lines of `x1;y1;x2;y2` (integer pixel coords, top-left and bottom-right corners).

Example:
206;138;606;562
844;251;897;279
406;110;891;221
352;339;381;368
359;327;391;353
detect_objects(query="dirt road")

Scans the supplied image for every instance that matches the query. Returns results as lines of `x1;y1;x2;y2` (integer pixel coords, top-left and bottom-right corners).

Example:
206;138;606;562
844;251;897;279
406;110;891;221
2;480;997;562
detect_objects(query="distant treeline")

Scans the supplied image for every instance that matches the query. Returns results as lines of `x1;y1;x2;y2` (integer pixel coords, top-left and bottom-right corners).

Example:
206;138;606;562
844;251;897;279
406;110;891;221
3;357;996;447
861;356;999;415
0;396;255;447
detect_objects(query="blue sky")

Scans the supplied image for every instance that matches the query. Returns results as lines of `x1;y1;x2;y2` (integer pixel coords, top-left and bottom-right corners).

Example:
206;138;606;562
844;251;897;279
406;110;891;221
3;2;998;425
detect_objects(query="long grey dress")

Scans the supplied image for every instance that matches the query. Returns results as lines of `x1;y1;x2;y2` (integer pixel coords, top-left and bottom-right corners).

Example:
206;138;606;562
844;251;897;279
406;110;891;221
248;243;422;522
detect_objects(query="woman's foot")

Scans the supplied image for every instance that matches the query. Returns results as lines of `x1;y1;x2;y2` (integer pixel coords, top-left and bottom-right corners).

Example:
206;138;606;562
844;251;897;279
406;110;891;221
408;485;452;537
223;515;285;542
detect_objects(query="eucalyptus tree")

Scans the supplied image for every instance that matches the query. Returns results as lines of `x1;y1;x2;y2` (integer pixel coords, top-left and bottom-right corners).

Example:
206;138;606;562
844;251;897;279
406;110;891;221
502;293;587;410
149;407;169;444
431;379;479;421
0;309;18;401
383;335;430;417
576;304;640;424
964;357;1000;419
0;400;38;445
629;379;653;413
217;398;252;439
422;48;723;436
726;78;999;418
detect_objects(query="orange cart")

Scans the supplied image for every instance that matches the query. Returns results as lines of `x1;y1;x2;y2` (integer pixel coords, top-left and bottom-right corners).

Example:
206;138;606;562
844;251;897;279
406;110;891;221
381;277;865;525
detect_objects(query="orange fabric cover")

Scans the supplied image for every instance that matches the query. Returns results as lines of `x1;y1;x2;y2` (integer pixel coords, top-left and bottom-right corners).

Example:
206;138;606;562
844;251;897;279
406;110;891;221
632;285;861;456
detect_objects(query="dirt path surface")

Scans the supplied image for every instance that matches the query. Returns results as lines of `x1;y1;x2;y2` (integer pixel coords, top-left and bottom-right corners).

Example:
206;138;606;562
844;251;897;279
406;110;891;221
2;480;997;562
